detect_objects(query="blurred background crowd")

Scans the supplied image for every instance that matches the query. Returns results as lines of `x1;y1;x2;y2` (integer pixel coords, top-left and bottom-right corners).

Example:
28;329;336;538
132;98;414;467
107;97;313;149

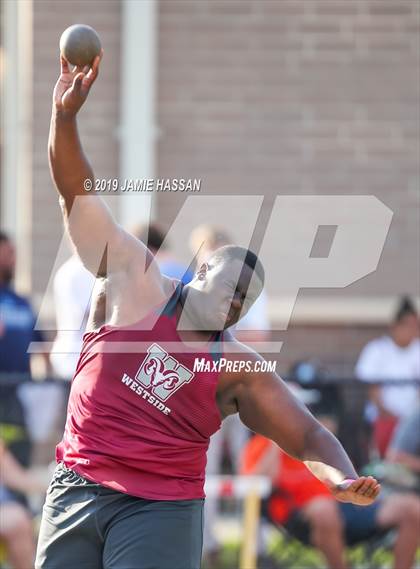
1;1;419;568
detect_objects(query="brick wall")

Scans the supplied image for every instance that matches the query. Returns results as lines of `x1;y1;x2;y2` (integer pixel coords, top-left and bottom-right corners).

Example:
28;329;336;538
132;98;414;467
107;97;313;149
156;0;419;303
270;322;387;376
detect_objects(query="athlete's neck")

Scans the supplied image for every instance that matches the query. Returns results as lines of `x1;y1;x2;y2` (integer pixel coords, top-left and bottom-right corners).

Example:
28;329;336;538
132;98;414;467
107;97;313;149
175;287;215;345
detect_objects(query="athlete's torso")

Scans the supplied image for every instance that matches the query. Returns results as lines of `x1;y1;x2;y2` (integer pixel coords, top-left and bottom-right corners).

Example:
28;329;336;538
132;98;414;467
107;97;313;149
57;282;224;500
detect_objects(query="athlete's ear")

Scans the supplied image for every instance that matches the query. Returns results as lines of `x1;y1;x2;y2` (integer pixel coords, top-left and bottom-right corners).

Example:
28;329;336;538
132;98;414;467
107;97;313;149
196;262;209;281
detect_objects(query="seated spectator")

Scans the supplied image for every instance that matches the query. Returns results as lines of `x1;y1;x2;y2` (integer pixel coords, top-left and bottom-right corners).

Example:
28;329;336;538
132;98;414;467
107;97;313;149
0;439;47;569
355;297;420;457
387;406;420;488
241;432;420;569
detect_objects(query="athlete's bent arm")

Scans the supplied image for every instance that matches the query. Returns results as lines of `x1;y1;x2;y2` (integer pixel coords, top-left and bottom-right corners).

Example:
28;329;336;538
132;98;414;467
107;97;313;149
49;54;151;278
235;354;380;506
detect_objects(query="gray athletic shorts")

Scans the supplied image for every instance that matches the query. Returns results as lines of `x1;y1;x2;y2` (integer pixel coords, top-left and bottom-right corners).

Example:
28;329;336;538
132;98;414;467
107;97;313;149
35;463;204;569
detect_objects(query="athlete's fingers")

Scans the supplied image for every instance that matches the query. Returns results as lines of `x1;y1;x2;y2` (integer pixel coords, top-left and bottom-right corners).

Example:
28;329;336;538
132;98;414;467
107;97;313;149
350;477;366;493
357;482;372;495
369;487;379;498
363;486;376;497
364;486;380;501
74;64;90;75
85;53;101;87
357;477;376;495
71;72;84;93
60;55;69;74
364;476;377;487
370;482;381;493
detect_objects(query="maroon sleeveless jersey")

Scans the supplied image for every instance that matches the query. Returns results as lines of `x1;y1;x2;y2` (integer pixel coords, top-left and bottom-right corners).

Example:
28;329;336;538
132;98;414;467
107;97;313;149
56;282;222;500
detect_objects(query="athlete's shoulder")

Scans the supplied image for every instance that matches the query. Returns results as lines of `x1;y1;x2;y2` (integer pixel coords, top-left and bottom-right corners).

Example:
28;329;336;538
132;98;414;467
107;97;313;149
217;334;271;414
220;331;263;388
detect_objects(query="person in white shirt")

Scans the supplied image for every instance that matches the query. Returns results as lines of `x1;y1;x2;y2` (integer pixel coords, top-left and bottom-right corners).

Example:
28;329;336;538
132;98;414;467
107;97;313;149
355;297;420;457
50;255;95;380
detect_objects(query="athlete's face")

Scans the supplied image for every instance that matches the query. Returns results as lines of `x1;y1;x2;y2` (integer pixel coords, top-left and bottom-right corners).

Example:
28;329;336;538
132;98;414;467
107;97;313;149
185;258;263;331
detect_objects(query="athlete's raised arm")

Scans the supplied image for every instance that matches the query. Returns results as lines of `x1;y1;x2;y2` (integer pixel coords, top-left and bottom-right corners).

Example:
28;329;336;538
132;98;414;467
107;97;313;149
49;53;155;280
234;352;380;506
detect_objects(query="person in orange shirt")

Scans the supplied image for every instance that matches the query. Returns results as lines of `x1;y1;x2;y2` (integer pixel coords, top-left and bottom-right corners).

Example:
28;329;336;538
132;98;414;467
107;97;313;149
241;433;420;569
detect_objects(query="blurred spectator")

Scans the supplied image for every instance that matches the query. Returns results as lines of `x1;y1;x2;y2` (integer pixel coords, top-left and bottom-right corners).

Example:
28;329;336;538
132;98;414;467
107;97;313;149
0;232;38;473
0;231;48;376
50;253;94;380
242;433;420;569
189;224;271;562
0;439;47;569
289;359;370;469
355;297;420;457
0;232;59;470
132;222;194;284
288;359;341;422
0;439;47;497
387;407;420;486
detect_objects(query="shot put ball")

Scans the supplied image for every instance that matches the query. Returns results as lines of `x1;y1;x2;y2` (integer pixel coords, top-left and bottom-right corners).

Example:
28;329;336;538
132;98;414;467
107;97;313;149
60;24;101;67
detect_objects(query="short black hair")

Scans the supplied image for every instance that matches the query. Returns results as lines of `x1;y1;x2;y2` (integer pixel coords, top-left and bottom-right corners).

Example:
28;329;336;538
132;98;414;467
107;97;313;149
208;245;265;286
0;230;11;244
394;296;417;323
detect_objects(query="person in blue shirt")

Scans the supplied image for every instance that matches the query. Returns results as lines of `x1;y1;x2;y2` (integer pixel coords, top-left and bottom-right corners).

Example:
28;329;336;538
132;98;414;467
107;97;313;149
0;231;45;375
0;231;47;569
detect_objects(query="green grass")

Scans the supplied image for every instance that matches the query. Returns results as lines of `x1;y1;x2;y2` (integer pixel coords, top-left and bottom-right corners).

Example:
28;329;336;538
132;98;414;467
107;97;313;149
204;531;420;569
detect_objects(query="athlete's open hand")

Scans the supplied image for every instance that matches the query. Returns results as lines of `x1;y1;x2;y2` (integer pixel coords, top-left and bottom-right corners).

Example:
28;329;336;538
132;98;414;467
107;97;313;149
53;51;102;118
327;476;381;506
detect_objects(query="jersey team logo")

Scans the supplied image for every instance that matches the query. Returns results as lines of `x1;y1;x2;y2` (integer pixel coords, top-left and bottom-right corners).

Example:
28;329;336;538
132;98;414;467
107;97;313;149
135;343;195;402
